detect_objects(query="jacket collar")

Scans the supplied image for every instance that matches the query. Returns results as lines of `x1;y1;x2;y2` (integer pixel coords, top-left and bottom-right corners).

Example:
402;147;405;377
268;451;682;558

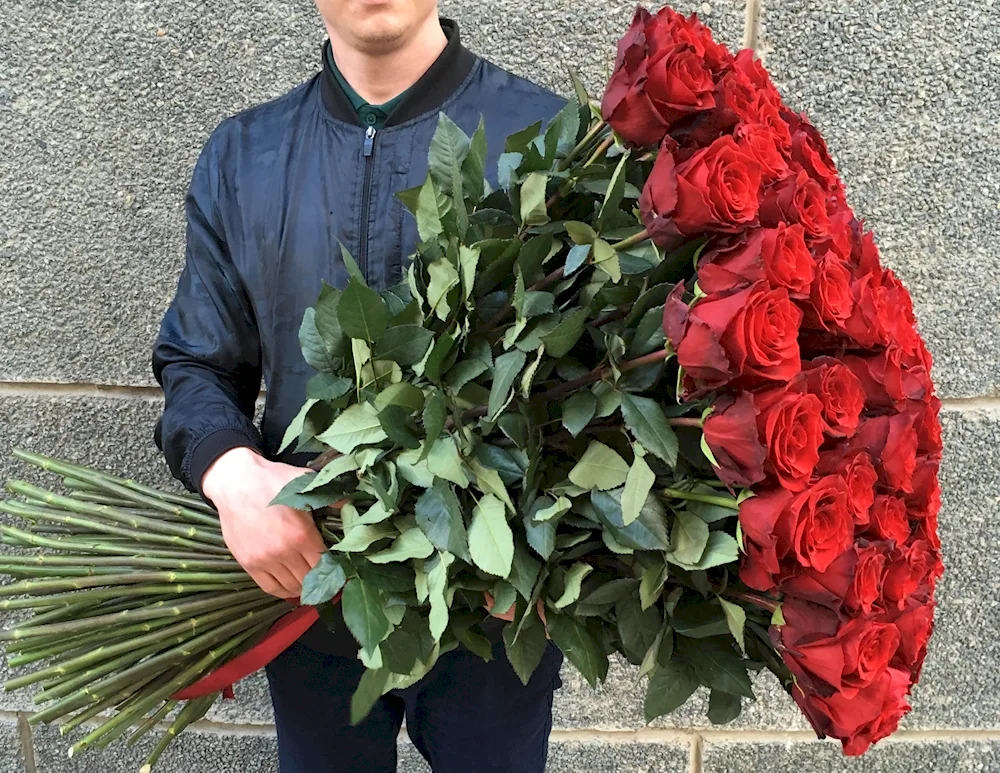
320;18;478;128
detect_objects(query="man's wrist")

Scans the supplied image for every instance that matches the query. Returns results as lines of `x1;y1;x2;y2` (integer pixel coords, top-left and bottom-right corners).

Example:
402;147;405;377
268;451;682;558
201;446;262;503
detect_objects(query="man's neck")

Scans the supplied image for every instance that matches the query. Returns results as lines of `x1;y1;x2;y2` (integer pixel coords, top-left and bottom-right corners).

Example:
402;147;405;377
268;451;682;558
326;16;448;106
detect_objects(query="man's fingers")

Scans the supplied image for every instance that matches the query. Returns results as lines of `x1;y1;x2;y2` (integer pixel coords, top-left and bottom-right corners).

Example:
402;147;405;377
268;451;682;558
288;552;315;585
269;565;302;599
253;571;287;599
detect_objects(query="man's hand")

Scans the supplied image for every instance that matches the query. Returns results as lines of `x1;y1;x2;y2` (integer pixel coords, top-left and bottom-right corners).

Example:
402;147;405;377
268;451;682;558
202;447;326;600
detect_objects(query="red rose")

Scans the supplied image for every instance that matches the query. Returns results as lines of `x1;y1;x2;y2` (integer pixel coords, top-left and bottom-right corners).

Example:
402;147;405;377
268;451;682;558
782;615;901;696
794;665;911;756
663;281;802;391
761;223;814;295
755;387;825;491
703;393;767;487
847;414;918;493
736;122;790;185
847;541;890;615
868;495;911;545
887;600;935;681
738;488;792;591
843;272;894;348
805;252;854;331
879;270;921;354
641;136;762;245
734;49;782;106
799;357;865;437
759;169;831;239
844;347;932;409
646;7;733;74
601;9;722;148
812;206;854;263
848;220;883;278
697;225;813;296
907;397;943;458
781;541;888;615
817;450;877;525
883;539;938;608
784;110;845;199
784;475;855;572
906;457;942;522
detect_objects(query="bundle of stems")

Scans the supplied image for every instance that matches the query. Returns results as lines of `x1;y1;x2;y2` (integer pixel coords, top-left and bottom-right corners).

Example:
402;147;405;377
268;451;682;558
0;450;304;771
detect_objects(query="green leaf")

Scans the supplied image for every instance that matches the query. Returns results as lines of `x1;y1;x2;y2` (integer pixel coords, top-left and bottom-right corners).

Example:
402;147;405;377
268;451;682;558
462;117;487;201
620;395;679;468
317;402;388;454
507;538;542;600
279;399;318;455
367;527;434;564
373;325;434;366
708;690;742;725
616;595;663;661
380;628;420;675
459;246;480;302
468;458;516;513
576;578;639;615
307;373;353;402
553;562;593;609
638;625;667;681
414;479;470;563
682;637;754;698
503;609;547;685
269;473;334;510
640;561;668;611
686;532;740;570
718;598;747;656
629;305;667;358
421;330;456;383
426;258;460;321
299;294;349;373
670;512;710;565
547;613;608;689
519;172;550;226
357;562;415;594
428;113;471;195
564;221;597;245
565;244;591;276
541;308;588;358
332;524;395;553
468;494;515;578
591;238;622;282
339;243;365;285
687;498;739;524
378;405;421;450
568;67;590;105
597;154;630;233
419;389;446;462
569;441;629;491
561;391;597;438
590;489;670;552
523;511;557;560
416;176;452;243
342;578;390;656
350;668;389;725
446;358;488;391
491;580;518;616
644;658;700;723
533;496;571;522
771;604;786;627
505;121;543;153
426;436;471;488
488;350;528;421
427;551;454;641
374;382;425;414
622;454;656;526
456;625;494;662
671;602;730;639
544;100;581;160
300;553;348;606
338;277;389;343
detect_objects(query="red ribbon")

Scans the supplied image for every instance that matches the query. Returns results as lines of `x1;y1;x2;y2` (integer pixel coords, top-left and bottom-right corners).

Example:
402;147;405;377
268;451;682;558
171;596;337;701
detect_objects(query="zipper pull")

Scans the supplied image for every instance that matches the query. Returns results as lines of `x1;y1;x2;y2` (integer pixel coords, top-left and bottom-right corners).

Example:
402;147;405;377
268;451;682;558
364;126;376;158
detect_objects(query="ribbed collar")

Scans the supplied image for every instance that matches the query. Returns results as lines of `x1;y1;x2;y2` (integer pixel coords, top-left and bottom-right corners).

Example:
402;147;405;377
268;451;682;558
320;18;478;128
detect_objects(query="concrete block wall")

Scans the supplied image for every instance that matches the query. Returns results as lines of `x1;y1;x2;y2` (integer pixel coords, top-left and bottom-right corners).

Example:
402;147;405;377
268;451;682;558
1;0;997;770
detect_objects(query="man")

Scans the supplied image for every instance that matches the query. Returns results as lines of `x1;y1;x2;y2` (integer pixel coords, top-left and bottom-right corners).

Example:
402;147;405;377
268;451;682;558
152;1;566;771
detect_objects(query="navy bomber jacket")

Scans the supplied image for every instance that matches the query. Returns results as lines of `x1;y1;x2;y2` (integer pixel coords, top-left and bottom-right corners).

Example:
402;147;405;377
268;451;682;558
151;20;565;654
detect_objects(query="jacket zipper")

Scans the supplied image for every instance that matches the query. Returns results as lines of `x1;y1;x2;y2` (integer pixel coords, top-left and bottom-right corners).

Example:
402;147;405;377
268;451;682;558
358;125;377;282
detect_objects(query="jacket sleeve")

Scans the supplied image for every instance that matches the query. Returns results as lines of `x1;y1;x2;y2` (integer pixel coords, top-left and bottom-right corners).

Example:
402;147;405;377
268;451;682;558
152;131;265;495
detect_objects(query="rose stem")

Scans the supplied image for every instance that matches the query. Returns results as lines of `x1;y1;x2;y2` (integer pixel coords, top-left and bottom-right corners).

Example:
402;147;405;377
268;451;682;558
559;119;608;170
667;417;703;428
660;488;741;510
612;228;650;252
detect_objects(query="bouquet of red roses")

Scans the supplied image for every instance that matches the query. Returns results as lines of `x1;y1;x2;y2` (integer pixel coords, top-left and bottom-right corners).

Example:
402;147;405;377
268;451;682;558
0;4;941;766
604;7;943;752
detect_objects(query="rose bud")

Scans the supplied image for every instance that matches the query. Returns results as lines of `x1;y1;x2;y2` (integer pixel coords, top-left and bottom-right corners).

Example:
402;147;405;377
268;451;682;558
738;487;792;591
799;357;865;437
784;109;845;201
887;600;935;682
703;392;768;487
883;539;939;608
906;457;942;522
736;122;791;186
697;225;813;297
816;450;877;525
868;495;911;545
646;7;732;74
755;386;826;491
846;413;919;494
758;168;831;241
804;251;854;331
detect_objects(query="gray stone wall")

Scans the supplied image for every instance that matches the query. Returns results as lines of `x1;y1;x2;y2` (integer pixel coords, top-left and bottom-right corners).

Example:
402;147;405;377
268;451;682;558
1;0;998;770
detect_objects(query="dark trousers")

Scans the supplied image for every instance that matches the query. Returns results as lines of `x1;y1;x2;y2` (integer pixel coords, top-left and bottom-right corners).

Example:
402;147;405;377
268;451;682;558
265;638;563;773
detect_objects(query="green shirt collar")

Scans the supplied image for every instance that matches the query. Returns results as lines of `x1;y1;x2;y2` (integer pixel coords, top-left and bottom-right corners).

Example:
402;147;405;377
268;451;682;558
325;45;410;130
